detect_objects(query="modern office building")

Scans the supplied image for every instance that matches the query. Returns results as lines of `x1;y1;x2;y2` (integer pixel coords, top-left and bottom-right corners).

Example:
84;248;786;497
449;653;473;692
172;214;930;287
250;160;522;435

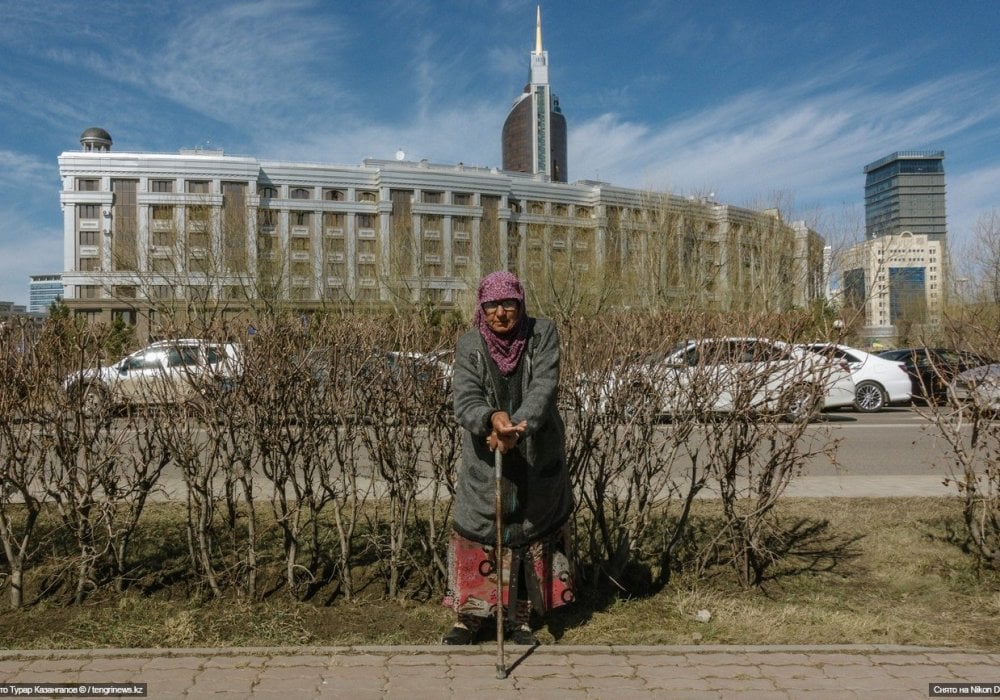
863;151;946;242
850;150;947;340
29;274;63;314
840;232;943;341
501;7;567;183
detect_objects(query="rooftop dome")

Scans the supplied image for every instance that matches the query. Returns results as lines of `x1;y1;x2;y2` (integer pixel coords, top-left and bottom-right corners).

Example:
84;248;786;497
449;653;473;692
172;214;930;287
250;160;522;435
80;127;112;152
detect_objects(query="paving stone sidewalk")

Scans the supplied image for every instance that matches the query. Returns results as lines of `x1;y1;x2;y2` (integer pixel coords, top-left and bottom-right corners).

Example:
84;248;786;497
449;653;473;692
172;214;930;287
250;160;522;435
1;644;998;699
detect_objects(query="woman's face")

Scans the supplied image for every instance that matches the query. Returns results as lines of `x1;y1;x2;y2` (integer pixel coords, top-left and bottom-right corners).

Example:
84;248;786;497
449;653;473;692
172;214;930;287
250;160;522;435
482;298;521;335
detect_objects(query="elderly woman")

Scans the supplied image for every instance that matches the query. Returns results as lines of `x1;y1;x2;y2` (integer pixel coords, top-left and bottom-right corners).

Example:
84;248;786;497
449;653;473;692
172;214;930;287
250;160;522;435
442;271;575;645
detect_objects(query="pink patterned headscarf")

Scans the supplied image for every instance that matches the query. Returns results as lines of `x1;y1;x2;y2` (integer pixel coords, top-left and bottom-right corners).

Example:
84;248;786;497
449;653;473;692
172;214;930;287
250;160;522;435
475;271;529;375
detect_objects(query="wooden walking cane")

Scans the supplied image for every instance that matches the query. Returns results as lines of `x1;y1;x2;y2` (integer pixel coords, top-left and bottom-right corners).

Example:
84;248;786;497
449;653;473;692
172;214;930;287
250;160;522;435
494;444;507;680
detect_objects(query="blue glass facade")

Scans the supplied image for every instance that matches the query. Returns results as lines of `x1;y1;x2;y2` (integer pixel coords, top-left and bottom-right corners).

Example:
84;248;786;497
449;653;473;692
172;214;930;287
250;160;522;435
888;267;926;323
29;274;63;314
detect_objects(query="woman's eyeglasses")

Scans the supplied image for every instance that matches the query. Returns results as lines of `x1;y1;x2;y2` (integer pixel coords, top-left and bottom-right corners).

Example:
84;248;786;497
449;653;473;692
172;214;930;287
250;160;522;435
482;299;519;312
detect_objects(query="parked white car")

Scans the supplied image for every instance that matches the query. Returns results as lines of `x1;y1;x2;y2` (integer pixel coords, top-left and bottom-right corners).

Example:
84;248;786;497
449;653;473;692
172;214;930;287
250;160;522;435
63;339;242;414
582;337;854;421
802;343;912;412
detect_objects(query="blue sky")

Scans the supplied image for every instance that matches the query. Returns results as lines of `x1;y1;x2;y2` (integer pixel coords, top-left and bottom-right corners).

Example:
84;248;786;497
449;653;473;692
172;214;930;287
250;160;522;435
2;0;998;307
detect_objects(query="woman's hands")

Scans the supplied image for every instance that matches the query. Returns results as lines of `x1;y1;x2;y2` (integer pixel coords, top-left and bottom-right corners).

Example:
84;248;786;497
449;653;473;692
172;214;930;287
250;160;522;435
487;411;527;454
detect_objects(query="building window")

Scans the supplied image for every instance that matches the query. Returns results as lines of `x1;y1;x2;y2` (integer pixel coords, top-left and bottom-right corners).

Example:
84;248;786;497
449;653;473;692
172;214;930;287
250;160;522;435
258;209;276;227
357;213;375;230
188;205;210;222
291;188;311;199
150;180;174;193
293;211;310;226
187;180;210;194
258;186;277;198
324;189;345;201
453;192;472;205
78;230;98;246
78;285;101;299
151;205;173;220
78;204;100;219
151;258;175;274
79;257;100;272
323;212;345;230
423;215;442;237
76;178;100;191
358;191;377;203
422;191;443;204
152;229;175;247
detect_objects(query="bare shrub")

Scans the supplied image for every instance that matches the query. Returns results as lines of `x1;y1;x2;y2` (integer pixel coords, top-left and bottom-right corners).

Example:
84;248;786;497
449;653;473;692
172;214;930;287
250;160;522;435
692;314;841;588
562;313;707;594
234;315;341;599
919;307;1000;567
351;315;457;599
0;319;47;608
40;319;171;603
563;311;841;591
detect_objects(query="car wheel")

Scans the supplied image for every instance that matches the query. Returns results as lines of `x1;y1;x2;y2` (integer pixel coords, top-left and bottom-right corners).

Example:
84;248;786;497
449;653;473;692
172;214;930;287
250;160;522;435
780;383;822;422
853;380;887;413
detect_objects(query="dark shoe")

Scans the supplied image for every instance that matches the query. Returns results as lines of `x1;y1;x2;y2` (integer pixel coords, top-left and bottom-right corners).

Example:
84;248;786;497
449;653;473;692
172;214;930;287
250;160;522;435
505;625;539;646
442;625;476;645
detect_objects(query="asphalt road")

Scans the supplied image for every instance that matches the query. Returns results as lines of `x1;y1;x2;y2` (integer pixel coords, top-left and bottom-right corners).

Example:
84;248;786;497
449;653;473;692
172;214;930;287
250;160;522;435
805;405;962;477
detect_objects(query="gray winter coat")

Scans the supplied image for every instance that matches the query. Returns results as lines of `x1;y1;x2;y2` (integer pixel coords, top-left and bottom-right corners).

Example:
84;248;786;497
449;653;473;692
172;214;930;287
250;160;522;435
452;317;572;547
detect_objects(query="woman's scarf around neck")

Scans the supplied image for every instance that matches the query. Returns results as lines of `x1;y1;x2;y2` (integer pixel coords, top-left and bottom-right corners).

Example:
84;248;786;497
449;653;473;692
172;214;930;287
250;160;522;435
474;271;530;376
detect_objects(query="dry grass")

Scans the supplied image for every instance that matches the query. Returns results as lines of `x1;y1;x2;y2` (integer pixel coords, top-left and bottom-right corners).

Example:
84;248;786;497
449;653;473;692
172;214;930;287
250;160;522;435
1;497;998;651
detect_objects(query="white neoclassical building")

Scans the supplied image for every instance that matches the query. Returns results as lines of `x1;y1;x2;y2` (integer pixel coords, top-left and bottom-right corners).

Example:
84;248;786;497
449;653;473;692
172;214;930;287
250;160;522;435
58;129;826;338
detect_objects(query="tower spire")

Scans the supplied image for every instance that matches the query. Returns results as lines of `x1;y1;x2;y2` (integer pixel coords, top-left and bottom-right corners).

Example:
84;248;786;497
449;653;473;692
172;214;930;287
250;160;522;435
535;6;543;53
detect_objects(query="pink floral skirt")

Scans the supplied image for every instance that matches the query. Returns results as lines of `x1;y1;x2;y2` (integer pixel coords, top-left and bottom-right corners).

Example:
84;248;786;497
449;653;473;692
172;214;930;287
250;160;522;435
442;526;575;619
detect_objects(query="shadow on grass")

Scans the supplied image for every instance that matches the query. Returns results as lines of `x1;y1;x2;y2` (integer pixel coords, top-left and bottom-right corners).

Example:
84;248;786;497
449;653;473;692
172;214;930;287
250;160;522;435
691;516;866;589
757;518;866;584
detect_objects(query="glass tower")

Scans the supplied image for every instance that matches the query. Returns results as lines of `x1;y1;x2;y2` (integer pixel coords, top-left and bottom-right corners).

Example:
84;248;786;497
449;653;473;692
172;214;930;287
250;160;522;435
863;151;946;242
501;7;567;182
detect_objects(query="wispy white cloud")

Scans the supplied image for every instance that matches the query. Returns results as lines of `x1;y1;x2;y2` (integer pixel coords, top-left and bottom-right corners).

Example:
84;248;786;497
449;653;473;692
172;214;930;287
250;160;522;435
0;150;55;190
571;67;1000;223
